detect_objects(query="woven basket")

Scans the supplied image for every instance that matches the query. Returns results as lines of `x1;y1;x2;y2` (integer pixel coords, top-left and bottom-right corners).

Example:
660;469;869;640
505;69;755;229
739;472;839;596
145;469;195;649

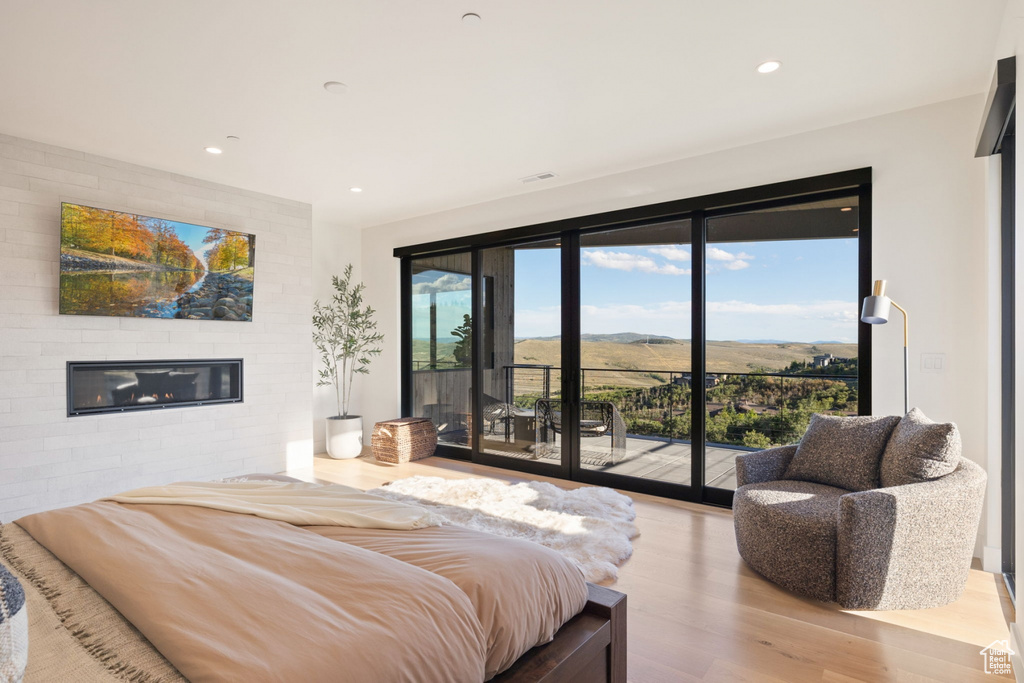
371;418;437;464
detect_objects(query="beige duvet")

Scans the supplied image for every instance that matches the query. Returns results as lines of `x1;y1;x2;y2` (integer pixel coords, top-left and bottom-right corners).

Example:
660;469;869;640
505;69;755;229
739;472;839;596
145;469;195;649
14;490;588;682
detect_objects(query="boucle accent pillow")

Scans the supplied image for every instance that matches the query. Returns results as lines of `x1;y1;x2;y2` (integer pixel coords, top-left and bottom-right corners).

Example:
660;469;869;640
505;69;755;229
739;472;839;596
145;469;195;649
879;407;961;488
783;413;901;491
0;563;27;683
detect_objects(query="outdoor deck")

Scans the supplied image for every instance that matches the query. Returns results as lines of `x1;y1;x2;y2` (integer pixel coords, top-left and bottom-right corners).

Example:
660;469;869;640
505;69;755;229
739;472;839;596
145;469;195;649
478;432;741;489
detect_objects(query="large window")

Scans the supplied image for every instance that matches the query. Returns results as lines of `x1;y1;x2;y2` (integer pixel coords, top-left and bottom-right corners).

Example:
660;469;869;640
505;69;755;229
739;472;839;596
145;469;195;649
578;220;692;484
398;170;871;505
410;255;473;449
703;198;861;491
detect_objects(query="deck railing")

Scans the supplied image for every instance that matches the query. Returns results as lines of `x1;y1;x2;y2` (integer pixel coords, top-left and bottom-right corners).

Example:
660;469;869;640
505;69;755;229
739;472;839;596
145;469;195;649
503;363;858;446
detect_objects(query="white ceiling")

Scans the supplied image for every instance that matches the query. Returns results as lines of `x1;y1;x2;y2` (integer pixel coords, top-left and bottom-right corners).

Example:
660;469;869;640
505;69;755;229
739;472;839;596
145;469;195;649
0;1;1007;229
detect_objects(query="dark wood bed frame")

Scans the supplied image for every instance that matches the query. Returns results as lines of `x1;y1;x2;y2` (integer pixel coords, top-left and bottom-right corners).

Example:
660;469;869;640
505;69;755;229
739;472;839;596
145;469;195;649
494;583;626;682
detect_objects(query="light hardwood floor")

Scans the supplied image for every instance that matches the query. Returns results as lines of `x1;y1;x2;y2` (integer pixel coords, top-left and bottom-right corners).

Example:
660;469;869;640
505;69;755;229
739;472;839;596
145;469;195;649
289;453;1015;682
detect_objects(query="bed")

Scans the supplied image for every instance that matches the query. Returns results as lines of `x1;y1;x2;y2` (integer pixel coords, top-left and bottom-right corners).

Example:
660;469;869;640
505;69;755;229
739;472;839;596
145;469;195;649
1;475;626;682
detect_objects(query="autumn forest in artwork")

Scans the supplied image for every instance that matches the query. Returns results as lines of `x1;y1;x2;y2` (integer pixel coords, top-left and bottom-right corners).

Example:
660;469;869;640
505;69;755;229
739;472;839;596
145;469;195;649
59;203;256;320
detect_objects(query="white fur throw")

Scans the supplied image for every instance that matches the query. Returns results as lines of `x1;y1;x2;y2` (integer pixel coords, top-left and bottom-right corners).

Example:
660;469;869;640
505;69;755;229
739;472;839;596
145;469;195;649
370;476;638;582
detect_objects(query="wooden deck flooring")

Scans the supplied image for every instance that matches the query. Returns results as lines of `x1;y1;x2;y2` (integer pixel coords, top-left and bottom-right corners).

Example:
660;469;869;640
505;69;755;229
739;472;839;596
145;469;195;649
290;453;1015;683
478;432;740;489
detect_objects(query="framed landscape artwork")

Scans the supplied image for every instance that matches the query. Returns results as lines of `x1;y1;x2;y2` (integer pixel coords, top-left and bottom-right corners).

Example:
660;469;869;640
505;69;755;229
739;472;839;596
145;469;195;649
59;203;255;321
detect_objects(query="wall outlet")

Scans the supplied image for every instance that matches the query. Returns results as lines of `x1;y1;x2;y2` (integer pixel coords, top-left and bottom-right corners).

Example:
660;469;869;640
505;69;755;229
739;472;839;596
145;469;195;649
921;353;945;372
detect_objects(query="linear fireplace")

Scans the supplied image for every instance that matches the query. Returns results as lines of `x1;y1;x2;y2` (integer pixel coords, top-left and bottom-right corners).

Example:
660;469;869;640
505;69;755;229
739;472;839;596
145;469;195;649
67;359;243;416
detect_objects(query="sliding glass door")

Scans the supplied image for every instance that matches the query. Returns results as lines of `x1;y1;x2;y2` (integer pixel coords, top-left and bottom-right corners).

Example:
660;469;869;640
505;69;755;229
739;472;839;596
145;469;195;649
409;253;474;455
576;220;694;490
399;170;871;505
476;238;565;472
703;198;862;494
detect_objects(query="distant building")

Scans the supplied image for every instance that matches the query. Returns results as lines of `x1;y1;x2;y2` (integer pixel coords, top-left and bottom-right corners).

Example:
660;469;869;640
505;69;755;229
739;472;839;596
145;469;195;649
812;354;852;369
672;373;721;388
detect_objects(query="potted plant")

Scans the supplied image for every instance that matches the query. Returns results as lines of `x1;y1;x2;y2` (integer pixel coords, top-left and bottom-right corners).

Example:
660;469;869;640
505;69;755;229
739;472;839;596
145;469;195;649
313;264;384;458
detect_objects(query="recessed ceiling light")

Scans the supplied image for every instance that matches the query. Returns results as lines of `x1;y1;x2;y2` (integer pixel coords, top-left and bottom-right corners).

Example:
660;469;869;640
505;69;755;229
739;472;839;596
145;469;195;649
204;147;223;155
462;12;481;24
350;187;363;193
323;81;348;95
757;60;782;74
840;207;853;212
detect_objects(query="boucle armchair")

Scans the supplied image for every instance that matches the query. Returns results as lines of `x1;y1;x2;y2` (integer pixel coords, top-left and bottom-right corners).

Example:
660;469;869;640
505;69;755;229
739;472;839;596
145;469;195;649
733;411;986;611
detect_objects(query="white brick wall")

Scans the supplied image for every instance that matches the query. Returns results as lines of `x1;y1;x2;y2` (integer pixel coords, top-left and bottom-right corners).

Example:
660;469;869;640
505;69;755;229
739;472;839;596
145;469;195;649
0;133;313;521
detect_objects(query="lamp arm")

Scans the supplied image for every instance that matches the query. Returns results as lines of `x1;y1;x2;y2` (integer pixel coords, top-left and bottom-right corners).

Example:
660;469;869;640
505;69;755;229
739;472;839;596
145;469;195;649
889;300;908;348
889;299;909;414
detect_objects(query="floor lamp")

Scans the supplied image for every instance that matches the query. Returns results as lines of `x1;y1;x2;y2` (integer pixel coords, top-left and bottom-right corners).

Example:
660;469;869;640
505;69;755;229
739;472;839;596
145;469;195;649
860;279;909;414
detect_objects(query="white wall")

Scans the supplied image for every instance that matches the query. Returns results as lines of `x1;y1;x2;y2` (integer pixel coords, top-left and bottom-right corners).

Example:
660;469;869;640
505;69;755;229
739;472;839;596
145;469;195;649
311;218;363;453
0;133;314;521
350;95;991;553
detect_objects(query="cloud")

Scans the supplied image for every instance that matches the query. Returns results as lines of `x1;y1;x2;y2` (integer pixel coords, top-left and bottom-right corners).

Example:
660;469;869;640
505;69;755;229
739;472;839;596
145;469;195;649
581;301;692;318
514;305;562;336
821;310;857;323
562;298;857;322
707;247;753;262
518;298;858;339
412;273;471;295
578;298;856;322
648;246;691;261
707;247;753;271
705;300;856;320
582;249;690;275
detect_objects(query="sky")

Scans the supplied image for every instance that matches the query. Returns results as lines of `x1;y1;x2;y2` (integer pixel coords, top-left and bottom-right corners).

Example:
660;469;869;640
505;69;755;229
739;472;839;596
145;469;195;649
412;237;859;344
411;271;472;342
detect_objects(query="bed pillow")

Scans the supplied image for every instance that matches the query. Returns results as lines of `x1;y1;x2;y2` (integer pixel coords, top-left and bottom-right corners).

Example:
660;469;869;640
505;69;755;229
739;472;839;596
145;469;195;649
879;408;961;488
783;413;901;491
0;563;28;683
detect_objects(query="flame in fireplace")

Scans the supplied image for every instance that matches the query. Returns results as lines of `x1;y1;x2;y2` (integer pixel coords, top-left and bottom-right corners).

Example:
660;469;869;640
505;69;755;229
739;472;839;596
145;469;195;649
96;394;102;404
164;393;173;399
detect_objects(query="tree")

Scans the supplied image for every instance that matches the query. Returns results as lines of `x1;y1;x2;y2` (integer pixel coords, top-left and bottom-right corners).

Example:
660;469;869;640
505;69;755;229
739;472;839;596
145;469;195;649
205;231;250;271
313;265;385;418
451;314;472;367
111;214;154;260
742;430;773;449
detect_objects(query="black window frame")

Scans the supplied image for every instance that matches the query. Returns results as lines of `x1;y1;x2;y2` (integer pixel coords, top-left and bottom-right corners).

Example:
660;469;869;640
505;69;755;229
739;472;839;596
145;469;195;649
977;55;1016;602
397;168;873;507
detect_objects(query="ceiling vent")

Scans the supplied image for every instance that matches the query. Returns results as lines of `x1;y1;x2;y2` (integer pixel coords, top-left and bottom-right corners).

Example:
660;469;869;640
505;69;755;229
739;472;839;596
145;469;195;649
520;172;557;184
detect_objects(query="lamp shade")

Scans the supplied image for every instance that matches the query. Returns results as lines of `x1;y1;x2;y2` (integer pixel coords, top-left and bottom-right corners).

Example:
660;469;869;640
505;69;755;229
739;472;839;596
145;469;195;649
861;279;891;324
861;295;891;324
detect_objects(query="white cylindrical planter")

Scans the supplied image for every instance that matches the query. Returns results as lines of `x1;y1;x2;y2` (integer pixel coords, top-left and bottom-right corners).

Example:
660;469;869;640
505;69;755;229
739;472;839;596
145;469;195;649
326;416;363;459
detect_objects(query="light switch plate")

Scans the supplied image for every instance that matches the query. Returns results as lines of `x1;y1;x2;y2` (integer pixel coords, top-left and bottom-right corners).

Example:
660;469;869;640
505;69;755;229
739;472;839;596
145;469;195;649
921;353;945;372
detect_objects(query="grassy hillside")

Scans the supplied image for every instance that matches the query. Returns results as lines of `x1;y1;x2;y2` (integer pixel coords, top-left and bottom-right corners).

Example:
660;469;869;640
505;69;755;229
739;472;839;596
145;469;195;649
412;339;458;367
415;334;857;387
514;338;856;388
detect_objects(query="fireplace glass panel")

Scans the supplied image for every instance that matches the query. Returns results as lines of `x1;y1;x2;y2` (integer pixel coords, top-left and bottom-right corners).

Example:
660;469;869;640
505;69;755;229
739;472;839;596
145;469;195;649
68;360;242;415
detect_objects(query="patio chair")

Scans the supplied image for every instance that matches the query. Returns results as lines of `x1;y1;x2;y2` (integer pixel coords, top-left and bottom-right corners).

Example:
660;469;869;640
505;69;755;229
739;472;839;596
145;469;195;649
480;391;516;439
534;399;626;465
